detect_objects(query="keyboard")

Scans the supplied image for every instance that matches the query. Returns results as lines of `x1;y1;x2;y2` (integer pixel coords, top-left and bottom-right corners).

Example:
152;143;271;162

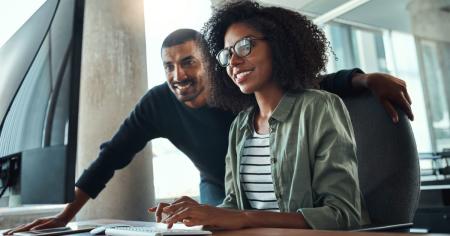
105;226;212;236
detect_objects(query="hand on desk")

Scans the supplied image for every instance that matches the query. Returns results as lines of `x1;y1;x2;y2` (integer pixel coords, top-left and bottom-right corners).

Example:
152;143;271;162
148;196;244;230
3;216;68;235
148;196;198;228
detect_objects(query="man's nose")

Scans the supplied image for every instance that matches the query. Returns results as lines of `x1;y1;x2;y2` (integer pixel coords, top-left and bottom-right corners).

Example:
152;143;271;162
173;67;187;82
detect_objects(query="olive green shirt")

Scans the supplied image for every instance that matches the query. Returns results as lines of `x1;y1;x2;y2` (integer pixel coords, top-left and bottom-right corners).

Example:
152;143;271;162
219;89;370;230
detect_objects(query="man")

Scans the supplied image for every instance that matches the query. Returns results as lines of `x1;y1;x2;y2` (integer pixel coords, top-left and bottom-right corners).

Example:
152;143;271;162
6;29;413;234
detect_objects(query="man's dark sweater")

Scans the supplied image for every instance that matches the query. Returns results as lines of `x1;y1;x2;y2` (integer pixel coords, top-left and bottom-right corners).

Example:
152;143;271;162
76;69;361;198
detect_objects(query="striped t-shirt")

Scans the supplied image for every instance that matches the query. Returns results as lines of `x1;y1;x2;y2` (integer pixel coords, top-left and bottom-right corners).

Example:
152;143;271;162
240;131;279;211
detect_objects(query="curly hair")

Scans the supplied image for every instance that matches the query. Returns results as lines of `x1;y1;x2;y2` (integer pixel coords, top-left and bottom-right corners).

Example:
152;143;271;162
202;1;329;113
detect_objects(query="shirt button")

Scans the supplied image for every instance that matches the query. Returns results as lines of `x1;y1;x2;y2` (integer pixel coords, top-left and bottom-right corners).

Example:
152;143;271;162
271;158;277;164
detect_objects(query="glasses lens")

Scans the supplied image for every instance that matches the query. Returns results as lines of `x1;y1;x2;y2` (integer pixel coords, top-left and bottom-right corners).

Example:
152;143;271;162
217;49;230;67
235;38;251;57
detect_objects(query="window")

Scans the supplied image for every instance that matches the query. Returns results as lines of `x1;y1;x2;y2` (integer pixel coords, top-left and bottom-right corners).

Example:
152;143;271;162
324;23;355;72
418;39;450;151
324;23;388;73
324;23;436;152
143;0;212;201
0;1;45;48
388;32;432;152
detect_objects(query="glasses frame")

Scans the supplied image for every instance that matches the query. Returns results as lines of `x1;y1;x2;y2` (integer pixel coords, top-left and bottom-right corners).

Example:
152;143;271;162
216;36;266;67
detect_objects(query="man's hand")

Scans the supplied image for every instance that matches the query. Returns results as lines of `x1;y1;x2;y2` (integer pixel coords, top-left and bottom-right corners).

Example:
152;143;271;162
353;72;414;123
3;216;68;235
4;187;89;235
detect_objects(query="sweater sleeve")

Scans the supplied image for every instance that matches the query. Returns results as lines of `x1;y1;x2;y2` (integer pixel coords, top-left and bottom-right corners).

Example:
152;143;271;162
75;87;164;198
318;68;364;97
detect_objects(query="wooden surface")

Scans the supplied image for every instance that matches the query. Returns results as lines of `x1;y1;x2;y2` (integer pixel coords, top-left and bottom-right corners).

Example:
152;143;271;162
1;219;447;235
66;219;450;236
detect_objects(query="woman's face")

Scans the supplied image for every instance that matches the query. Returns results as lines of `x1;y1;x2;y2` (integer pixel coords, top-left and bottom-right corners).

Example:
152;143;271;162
224;23;273;94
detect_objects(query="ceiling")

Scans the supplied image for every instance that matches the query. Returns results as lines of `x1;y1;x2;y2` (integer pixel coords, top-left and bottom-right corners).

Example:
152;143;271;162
258;0;412;33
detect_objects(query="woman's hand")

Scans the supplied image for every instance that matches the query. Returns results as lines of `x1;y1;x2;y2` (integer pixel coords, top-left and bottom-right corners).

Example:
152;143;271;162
162;203;245;230
353;72;414;123
3;216;69;235
149;196;244;230
148;196;200;228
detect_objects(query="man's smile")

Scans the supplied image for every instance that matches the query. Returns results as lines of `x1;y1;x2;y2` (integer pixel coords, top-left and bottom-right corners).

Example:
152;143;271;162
172;79;195;94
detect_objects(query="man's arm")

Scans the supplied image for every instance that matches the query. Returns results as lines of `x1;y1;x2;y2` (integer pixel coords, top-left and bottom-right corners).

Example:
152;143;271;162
351;72;413;123
320;69;414;123
75;86;165;199
5;86;167;234
318;69;359;97
4;187;89;235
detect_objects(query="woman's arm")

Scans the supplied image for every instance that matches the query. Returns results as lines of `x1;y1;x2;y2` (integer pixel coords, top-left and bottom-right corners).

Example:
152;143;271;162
300;93;366;230
217;118;242;209
239;211;309;229
161;199;310;230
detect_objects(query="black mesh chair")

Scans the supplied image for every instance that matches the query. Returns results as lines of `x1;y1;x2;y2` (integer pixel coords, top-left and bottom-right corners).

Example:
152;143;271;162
342;91;421;231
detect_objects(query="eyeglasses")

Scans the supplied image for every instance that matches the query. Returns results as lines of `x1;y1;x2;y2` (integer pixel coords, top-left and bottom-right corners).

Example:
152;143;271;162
216;36;266;67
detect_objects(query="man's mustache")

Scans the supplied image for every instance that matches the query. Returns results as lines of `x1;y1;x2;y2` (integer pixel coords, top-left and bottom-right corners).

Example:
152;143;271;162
171;78;195;86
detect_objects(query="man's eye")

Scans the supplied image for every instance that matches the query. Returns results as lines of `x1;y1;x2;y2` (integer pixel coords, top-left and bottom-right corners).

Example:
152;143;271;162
183;59;196;66
164;65;174;72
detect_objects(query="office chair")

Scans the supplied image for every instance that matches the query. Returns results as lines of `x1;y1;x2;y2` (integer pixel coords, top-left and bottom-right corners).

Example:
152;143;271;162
342;91;421;231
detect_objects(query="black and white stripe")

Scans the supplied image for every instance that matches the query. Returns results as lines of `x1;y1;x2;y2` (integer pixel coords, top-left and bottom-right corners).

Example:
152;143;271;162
240;131;279;211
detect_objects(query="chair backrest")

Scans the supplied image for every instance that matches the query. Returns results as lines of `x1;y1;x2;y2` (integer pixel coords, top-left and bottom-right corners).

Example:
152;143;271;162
342;91;421;225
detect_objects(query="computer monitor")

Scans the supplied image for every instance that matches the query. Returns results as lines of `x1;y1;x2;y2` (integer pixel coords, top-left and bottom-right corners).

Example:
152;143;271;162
0;0;84;206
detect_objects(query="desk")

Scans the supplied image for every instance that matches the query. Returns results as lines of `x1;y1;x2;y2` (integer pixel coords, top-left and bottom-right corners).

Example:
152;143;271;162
66;219;449;236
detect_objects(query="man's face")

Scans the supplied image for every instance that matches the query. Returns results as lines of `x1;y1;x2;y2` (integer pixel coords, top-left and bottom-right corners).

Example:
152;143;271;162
162;40;208;108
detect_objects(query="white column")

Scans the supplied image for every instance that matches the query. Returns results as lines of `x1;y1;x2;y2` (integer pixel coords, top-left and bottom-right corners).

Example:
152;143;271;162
407;0;450;43
76;0;154;221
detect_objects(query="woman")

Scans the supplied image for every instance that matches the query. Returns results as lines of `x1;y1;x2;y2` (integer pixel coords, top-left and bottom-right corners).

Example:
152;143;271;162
149;1;370;230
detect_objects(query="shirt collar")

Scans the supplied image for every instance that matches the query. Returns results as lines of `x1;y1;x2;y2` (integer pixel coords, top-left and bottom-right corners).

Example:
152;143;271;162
239;92;297;130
